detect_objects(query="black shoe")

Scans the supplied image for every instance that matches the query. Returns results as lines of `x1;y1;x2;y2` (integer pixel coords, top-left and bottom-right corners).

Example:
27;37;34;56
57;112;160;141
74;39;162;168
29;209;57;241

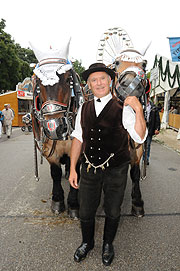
146;161;149;165
7;136;10;138
102;243;114;266
74;242;94;262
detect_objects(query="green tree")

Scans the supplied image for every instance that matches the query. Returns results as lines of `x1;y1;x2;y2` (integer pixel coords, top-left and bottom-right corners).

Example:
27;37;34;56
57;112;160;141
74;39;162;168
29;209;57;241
15;43;37;64
0;19;21;91
0;19;36;92
72;59;85;83
0;19;85;92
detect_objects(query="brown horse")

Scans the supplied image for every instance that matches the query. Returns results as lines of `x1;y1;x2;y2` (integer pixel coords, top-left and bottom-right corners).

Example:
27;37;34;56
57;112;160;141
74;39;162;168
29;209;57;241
31;47;83;218
113;51;149;217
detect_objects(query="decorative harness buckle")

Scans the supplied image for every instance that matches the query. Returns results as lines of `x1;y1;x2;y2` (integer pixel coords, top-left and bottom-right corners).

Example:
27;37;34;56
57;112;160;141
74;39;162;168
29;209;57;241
41;101;67;115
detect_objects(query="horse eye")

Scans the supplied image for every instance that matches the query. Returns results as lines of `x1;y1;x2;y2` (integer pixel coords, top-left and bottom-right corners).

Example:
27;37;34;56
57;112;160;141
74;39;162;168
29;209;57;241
66;77;71;85
115;61;120;66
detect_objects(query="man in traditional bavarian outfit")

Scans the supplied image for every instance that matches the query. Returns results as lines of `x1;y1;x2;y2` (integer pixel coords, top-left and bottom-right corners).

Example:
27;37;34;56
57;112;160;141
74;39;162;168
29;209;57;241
69;63;147;266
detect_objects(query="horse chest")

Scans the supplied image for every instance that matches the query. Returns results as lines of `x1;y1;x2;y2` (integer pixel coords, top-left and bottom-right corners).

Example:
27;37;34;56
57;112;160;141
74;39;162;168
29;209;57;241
56;139;72;155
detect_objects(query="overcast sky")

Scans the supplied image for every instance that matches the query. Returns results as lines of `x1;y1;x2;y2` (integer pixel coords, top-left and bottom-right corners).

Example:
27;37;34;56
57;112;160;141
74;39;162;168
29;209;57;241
1;0;180;71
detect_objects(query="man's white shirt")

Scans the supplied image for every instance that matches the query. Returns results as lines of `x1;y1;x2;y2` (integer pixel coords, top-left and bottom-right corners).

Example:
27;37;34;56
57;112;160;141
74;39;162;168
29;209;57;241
71;93;147;144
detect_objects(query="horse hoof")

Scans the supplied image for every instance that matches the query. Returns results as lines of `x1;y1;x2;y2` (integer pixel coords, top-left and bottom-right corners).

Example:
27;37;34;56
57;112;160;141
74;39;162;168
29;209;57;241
131;205;145;218
140;175;147;181
68;208;79;220
51;200;65;215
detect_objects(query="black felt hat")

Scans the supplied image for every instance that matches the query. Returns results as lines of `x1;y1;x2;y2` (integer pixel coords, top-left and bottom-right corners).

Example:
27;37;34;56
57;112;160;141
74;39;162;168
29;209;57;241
82;63;115;82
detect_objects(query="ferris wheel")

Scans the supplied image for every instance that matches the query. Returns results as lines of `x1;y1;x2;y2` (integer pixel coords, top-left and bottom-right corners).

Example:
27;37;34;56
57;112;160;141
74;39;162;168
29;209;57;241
96;27;134;65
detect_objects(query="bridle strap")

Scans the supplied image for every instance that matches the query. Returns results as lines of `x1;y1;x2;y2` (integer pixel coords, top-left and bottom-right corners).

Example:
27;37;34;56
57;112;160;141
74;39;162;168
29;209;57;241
41;101;68;115
39;58;67;66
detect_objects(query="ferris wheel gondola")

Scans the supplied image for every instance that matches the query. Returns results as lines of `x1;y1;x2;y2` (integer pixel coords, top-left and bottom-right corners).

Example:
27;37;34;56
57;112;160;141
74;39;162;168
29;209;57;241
96;27;134;66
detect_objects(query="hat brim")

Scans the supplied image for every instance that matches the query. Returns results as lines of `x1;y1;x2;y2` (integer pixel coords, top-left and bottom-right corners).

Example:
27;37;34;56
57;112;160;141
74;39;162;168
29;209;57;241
82;66;115;82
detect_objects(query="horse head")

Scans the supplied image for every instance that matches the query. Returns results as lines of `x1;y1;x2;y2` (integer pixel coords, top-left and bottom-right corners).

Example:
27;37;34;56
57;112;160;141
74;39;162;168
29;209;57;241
31;41;83;141
113;48;150;104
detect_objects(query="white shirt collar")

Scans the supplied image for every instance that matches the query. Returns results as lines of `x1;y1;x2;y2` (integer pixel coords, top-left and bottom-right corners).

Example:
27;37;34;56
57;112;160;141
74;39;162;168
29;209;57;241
94;93;112;117
94;93;112;104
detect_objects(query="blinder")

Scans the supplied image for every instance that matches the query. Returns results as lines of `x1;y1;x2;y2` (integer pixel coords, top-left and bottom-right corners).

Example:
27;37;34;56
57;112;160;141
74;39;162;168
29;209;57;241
115;66;146;102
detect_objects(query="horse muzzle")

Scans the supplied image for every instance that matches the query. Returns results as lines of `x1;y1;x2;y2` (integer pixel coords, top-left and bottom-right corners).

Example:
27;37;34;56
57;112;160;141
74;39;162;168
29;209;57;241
115;66;145;102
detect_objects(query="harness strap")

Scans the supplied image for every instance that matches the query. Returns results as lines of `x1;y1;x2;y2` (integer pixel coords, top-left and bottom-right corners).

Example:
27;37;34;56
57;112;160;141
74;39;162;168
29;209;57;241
46;140;57;158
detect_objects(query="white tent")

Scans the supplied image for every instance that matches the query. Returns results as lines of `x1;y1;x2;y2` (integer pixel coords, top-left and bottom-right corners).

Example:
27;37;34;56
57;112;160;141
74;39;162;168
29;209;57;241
150;54;180;133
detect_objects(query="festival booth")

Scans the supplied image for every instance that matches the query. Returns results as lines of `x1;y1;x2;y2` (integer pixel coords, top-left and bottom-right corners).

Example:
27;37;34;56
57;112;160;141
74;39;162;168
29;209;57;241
150;54;180;135
0;78;33;126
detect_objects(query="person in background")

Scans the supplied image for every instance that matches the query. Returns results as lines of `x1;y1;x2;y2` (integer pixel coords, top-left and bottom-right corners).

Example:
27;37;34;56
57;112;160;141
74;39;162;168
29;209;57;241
69;63;147;266
2;104;14;138
144;94;160;165
157;103;162;112
0;110;4;138
169;106;178;114
8;104;15;117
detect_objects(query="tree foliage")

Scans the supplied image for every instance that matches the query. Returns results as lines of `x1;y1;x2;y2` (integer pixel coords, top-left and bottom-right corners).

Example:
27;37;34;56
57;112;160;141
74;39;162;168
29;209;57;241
0;19;36;93
72;59;85;83
0;19;85;92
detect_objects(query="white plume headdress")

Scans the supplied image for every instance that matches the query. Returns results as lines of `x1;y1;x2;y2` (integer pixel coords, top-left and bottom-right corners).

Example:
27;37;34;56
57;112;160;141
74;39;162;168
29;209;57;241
116;41;151;63
29;38;72;86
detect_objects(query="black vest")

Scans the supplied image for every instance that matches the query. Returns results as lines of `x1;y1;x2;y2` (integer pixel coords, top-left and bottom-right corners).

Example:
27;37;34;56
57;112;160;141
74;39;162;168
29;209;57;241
81;97;130;168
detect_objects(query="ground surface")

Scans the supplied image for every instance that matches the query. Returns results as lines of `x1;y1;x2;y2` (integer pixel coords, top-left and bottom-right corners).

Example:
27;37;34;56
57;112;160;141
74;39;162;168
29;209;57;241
154;128;180;153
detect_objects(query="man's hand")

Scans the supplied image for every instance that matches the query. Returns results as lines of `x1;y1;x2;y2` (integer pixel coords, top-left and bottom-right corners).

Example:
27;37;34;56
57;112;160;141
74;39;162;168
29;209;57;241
155;130;159;135
69;138;82;189
124;96;143;113
69;169;79;189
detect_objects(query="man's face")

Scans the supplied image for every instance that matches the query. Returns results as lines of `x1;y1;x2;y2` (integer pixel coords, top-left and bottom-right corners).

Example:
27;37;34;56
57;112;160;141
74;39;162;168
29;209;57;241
87;72;111;98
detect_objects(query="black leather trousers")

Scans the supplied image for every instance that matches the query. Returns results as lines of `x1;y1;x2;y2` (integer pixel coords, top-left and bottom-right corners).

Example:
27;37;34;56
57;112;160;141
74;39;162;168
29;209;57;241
79;162;129;222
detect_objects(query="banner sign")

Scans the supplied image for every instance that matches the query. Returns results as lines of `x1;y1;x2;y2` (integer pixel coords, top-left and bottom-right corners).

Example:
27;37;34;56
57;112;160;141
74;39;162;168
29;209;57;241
168;37;180;62
16;77;33;100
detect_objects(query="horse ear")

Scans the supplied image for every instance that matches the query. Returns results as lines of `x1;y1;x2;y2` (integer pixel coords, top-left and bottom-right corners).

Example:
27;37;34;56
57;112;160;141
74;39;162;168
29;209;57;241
29;38;71;63
137;41;152;56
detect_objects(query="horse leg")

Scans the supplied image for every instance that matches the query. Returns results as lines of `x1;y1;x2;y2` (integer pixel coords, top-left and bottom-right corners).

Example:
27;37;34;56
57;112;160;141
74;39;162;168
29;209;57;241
67;161;80;219
65;156;70;180
50;163;65;215
130;164;145;217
